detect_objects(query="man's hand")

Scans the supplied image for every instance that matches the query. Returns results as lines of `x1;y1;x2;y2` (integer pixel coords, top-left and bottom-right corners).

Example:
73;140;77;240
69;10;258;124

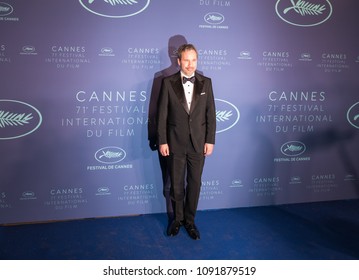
204;143;214;156
159;144;170;156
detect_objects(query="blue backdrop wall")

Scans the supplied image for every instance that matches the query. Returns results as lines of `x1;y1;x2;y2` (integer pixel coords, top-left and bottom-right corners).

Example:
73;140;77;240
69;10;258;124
1;0;359;224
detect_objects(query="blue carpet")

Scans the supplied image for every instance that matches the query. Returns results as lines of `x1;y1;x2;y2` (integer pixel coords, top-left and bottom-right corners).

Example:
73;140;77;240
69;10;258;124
1;199;358;260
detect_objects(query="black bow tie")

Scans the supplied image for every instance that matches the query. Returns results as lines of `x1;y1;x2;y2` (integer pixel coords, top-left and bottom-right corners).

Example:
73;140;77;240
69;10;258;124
182;76;195;84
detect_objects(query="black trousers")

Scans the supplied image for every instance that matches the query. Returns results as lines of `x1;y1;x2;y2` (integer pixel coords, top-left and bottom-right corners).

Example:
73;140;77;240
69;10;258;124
168;136;205;224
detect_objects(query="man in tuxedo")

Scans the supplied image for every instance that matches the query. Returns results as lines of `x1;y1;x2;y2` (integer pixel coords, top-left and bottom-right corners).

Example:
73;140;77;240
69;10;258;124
157;44;216;240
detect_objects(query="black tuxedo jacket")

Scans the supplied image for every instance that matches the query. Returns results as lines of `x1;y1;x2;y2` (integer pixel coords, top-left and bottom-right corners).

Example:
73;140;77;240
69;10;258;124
157;71;216;154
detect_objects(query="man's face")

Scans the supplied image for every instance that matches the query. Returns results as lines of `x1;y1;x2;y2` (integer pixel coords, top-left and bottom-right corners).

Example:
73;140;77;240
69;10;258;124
178;49;197;77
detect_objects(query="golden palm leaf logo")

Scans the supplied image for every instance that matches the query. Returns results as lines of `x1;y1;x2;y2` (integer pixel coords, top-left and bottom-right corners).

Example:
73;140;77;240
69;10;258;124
284;0;326;16
0;111;33;128
88;0;138;5
79;0;149;18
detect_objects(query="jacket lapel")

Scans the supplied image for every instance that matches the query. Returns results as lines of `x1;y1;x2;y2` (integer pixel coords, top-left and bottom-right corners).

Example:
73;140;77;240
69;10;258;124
171;72;190;114
189;73;204;114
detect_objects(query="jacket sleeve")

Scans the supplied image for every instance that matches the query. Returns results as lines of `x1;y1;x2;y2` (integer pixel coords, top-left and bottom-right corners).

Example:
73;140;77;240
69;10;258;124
156;79;169;145
205;78;216;144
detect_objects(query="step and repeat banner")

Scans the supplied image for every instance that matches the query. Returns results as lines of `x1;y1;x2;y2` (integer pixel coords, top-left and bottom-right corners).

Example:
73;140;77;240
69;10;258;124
1;0;359;224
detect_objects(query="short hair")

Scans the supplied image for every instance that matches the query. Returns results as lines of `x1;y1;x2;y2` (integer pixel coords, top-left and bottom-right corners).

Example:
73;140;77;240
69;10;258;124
177;44;198;60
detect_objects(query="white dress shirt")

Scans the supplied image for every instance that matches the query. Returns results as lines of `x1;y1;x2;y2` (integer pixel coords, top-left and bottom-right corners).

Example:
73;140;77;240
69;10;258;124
181;73;194;110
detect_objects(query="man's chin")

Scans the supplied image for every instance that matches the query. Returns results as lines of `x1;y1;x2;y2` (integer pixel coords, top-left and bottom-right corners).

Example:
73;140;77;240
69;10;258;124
185;70;195;76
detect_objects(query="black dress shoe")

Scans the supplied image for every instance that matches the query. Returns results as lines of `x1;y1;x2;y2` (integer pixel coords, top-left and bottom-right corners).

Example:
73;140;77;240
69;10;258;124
167;220;182;236
184;223;200;240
